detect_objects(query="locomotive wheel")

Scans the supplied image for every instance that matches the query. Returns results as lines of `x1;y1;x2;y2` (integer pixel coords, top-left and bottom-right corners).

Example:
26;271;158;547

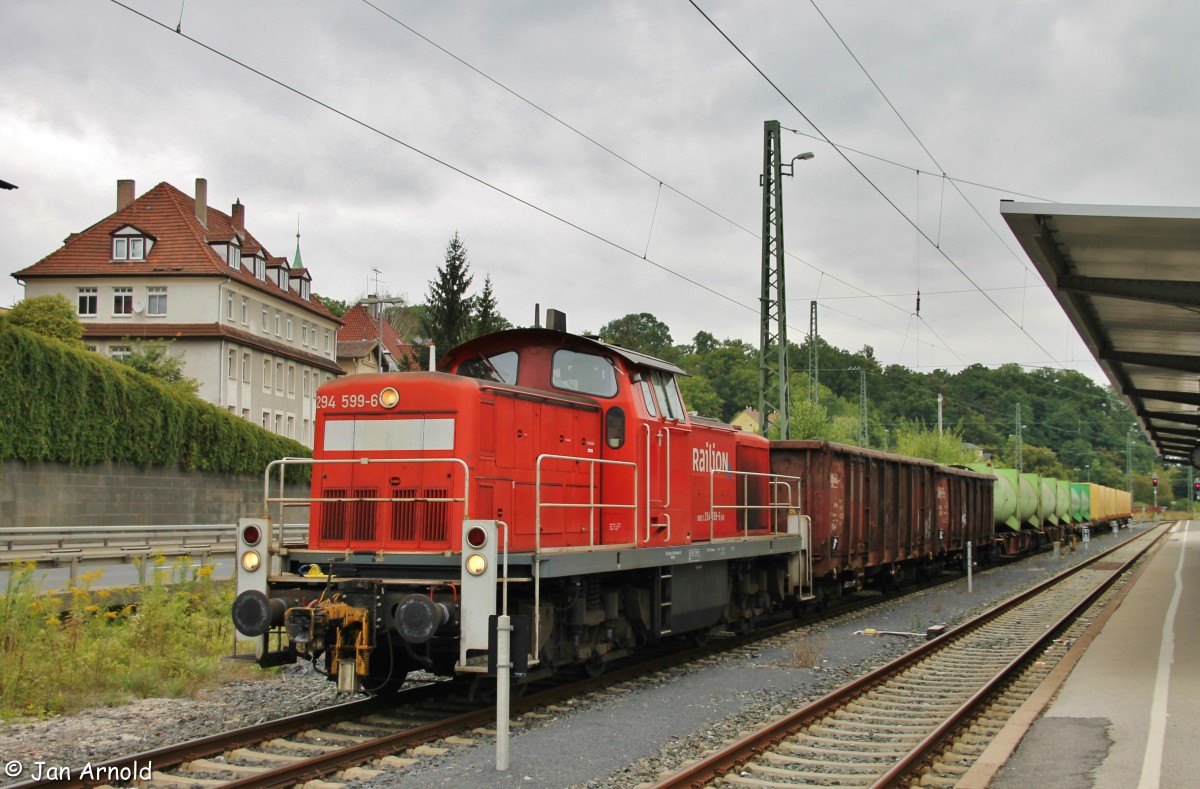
688;627;713;647
583;658;607;678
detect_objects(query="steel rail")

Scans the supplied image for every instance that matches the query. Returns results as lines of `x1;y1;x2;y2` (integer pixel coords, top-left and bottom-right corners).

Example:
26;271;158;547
3;693;393;789
5;540;1045;789
649;524;1165;789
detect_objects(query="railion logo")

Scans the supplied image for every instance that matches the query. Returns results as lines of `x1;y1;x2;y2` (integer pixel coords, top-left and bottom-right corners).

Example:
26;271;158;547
692;442;730;473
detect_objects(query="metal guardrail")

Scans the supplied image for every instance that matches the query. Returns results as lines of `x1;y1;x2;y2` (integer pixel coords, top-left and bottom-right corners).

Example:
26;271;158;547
0;523;309;586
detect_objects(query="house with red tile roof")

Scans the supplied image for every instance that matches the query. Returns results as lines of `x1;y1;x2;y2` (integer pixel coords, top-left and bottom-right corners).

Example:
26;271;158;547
11;178;343;448
336;302;420;374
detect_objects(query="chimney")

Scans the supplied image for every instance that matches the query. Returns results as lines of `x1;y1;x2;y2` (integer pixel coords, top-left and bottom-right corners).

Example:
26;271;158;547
231;199;244;234
195;178;208;228
117;179;135;211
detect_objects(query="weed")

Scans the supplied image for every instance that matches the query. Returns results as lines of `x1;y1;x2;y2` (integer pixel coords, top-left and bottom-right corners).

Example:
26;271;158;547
780;632;827;668
0;557;240;721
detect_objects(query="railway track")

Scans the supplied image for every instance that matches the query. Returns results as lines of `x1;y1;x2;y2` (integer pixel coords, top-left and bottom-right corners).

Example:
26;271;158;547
9;553;997;789
648;524;1165;789
8;534;1127;789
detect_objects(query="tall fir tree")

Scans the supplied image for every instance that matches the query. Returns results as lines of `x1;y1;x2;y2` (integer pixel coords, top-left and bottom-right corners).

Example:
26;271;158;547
421;232;474;353
470;274;512;339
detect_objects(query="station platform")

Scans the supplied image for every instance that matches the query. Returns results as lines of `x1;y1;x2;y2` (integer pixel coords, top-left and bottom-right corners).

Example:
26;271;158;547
962;520;1199;789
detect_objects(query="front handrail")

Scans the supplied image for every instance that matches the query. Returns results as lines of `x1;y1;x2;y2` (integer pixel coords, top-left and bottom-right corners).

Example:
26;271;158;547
263;457;471;551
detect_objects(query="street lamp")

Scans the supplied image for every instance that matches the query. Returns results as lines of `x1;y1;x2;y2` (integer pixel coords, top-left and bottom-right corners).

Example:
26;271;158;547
360;295;406;372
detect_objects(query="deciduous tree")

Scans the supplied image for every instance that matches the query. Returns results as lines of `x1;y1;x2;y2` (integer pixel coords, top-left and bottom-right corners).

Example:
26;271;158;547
7;294;84;348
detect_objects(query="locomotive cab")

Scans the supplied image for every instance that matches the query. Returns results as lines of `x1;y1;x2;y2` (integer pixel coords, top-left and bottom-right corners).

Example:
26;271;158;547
233;324;810;693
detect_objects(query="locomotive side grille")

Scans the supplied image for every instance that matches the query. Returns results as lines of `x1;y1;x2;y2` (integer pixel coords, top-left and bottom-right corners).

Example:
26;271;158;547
390;487;418;542
388;487;450;545
423;488;449;543
349;488;378;541
321;488;347;541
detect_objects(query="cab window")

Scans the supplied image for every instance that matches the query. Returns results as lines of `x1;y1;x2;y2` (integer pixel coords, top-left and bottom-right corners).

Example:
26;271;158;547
638;377;658;417
651;371;685;420
456;350;518;384
552;349;618;397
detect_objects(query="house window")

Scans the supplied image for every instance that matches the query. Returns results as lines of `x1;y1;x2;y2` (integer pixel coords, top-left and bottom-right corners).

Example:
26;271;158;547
113;287;133;316
286;315;292;341
280;270;289;291
242;352;251;383
302;418;309;442
286;414;295;438
242;407;250;421
77;287;97;316
261;306;269;332
240;296;248;324
147;286;167;316
275;361;284;392
301;321;308;345
300;280;310;299
227;349;237;379
324;329;330;352
85;344;97;353
274;413;282;434
110;345;132;361
262;358;272;392
303;369;310;396
274;310;281;336
226;291;234;320
287;365;296;395
112;236;146;261
226;243;241;270
255;258;266;281
261;410;270;429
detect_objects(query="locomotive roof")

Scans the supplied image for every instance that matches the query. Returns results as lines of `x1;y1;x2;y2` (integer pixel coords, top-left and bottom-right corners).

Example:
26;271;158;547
442;327;688;376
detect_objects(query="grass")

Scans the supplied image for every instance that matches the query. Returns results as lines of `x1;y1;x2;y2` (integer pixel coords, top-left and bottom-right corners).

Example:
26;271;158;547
0;557;257;721
779;632;827;668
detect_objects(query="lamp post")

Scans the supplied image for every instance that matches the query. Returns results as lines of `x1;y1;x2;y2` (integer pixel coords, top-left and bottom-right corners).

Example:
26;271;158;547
757;118;813;439
360;295;406;372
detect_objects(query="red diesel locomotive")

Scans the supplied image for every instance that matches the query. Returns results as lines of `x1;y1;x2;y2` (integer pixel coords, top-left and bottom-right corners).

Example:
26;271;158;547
231;325;993;693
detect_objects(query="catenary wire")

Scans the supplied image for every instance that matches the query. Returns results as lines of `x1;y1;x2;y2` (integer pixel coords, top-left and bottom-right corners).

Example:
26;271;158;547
687;0;1065;369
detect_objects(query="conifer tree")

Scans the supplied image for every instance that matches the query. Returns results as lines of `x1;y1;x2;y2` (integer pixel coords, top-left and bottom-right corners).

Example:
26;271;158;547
421;232;474;353
470;274;512;338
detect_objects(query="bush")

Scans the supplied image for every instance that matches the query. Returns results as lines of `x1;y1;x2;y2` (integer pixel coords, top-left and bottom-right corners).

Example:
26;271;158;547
0;318;309;480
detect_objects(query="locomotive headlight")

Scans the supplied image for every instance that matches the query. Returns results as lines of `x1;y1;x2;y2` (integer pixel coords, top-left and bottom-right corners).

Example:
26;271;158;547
241;550;262;573
465;552;488;576
380;387;400;409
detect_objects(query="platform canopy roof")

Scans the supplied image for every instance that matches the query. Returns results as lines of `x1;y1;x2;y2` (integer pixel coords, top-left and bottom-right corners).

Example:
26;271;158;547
1002;202;1200;467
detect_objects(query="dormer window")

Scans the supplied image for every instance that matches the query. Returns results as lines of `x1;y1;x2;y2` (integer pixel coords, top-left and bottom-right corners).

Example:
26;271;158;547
300;280;310;299
226;241;241;270
254;257;266;281
111;226;152;261
279;269;289;291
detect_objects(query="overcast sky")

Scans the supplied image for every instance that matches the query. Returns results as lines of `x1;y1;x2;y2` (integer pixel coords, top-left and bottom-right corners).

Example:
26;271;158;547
4;0;1198;384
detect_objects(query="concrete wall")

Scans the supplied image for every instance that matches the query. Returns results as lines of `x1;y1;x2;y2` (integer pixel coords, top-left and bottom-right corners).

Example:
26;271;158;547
0;460;309;529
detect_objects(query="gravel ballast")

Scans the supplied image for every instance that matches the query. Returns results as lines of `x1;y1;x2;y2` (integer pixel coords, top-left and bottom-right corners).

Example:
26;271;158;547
0;524;1142;788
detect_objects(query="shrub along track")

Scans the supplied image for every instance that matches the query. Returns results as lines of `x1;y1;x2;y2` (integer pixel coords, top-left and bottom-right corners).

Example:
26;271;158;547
646;524;1165;789
7;552;1014;789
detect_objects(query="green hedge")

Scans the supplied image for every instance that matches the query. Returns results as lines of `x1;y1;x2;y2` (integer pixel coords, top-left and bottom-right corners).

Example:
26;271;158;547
0;319;310;479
